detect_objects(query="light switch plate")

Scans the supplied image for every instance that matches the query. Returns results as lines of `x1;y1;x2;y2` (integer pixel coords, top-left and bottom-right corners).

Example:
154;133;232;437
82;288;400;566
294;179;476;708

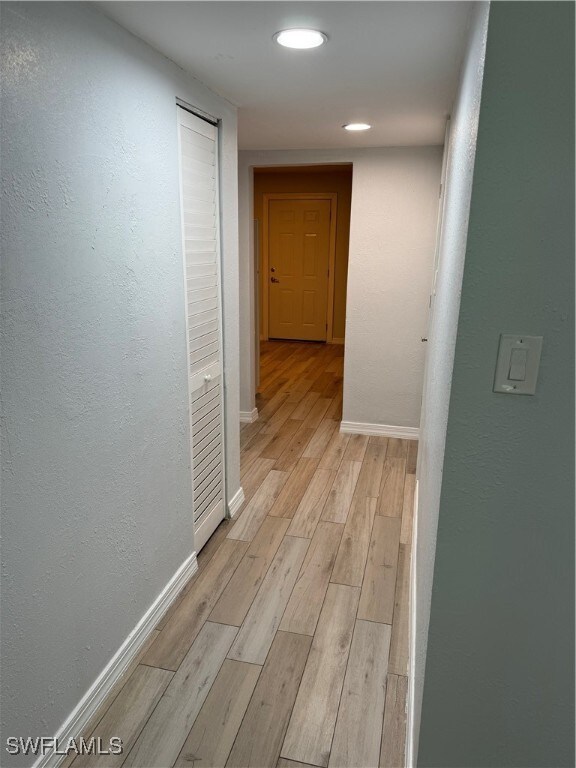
493;334;543;395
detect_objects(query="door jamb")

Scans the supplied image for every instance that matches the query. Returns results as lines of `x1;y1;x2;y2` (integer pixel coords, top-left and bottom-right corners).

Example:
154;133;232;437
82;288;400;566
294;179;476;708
261;192;338;343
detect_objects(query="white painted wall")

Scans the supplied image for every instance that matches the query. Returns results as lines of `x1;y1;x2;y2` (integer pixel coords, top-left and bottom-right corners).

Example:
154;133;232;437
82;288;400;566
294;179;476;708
343;149;442;430
239;148;442;431
410;4;490;762
0;3;239;763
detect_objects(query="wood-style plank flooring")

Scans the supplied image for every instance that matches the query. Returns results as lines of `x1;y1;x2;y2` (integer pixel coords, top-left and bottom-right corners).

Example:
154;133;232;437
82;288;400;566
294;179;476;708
70;341;416;768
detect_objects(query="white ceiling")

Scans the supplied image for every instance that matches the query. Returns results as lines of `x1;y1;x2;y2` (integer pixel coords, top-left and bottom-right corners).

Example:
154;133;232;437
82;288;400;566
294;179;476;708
98;1;471;150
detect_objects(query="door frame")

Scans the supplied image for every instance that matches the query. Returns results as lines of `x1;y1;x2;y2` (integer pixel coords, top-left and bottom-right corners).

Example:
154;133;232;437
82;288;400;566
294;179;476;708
261;192;338;343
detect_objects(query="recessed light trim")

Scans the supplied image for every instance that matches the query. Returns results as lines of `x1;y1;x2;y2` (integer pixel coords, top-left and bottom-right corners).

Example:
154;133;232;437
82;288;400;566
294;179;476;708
343;123;372;131
274;28;327;49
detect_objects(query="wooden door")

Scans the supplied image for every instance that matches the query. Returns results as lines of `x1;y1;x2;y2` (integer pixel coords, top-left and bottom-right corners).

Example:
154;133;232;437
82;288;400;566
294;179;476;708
177;106;226;553
268;198;331;341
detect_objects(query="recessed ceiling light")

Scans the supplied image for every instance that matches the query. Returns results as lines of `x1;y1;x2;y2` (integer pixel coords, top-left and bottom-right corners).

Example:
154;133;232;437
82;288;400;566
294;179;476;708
343;123;372;131
274;29;327;49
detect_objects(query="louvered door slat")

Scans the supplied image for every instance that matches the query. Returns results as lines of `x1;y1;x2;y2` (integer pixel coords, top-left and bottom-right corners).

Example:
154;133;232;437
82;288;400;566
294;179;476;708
194;469;222;505
195;487;222;523
190;345;220;372
196;456;220;488
193;436;221;470
184;213;215;229
192;404;220;436
193;421;220;452
178;107;225;553
180;145;215;167
187;274;218;290
192;382;220;413
185;240;217;254
183;199;214;216
187;308;218;329
188;319;218;341
189;329;219;352
181;129;215;152
194;442;221;478
187;285;218;302
188;297;218;317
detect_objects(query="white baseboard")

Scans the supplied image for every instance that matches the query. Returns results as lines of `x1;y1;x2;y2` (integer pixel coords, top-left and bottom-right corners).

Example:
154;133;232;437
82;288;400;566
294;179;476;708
227;487;245;519
329;337;345;345
240;408;259;424
340;421;419;440
406;479;419;768
34;551;198;768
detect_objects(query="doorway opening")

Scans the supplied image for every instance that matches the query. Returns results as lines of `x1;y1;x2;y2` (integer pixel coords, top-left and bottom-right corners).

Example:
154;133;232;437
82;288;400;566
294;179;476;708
253;164;352;399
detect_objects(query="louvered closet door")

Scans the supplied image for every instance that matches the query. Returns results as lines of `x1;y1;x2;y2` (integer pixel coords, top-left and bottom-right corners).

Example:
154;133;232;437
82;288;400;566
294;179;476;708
178;107;225;553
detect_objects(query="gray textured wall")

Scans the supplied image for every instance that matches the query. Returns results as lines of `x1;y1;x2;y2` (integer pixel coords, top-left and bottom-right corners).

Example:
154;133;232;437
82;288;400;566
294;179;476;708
413;3;489;760
418;3;575;766
0;3;239;761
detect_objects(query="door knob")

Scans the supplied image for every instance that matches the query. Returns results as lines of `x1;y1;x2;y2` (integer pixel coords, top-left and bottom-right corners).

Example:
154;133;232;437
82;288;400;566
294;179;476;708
271;277;280;283
204;373;212;382
270;267;276;273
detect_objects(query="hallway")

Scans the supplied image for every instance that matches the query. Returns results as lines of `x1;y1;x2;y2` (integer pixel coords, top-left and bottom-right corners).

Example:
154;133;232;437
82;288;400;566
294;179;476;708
3;3;572;765
69;341;416;768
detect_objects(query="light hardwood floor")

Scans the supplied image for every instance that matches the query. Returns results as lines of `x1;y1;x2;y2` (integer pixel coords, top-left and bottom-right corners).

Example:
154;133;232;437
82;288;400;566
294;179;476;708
70;341;415;768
